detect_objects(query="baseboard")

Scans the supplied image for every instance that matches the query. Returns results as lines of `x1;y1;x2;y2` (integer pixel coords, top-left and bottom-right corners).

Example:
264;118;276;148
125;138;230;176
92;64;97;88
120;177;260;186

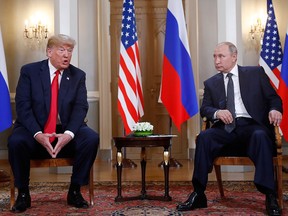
189;148;195;160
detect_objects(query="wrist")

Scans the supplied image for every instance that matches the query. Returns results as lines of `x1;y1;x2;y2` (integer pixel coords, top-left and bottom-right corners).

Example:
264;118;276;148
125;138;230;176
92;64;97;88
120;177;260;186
214;110;220;119
64;130;74;139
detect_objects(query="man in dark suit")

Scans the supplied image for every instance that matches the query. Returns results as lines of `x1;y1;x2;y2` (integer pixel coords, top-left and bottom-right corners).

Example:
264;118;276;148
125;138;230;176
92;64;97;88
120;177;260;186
176;42;282;216
8;34;99;213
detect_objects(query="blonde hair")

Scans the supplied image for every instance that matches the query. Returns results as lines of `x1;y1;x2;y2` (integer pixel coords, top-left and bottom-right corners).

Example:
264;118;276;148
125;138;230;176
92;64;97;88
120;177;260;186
46;34;76;49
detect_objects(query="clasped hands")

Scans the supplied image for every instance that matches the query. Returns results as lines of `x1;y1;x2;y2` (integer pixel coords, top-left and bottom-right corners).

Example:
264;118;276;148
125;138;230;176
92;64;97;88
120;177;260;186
216;109;282;126
35;133;72;158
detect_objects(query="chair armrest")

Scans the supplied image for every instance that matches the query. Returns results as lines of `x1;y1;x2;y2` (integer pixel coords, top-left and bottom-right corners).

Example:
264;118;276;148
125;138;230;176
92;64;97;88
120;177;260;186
202;117;210;131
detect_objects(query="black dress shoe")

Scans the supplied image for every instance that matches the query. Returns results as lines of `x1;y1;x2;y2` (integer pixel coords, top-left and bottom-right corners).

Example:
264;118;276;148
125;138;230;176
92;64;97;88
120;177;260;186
176;191;207;211
11;192;31;213
266;194;281;216
67;190;89;208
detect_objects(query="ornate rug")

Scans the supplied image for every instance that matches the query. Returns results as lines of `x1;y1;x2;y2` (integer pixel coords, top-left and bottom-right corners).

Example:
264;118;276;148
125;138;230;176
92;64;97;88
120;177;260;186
1;181;288;215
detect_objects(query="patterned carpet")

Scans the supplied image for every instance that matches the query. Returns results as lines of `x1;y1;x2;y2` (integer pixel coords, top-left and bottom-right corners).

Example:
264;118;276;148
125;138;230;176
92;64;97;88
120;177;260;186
1;181;288;215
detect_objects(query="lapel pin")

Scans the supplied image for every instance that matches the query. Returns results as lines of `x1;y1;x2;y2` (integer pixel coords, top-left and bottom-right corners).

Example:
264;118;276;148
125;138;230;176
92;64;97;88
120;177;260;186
67;77;69;80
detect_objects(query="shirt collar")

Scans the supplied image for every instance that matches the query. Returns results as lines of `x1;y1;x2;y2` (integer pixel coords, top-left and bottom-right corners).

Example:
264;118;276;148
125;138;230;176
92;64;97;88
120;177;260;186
223;64;238;78
48;60;63;76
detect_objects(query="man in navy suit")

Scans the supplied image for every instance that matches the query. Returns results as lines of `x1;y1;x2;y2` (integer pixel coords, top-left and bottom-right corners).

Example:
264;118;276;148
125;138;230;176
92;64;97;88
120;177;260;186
176;42;282;216
8;34;99;212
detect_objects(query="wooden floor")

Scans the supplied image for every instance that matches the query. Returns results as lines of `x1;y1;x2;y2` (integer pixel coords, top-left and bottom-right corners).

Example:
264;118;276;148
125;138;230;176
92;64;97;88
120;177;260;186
2;158;288;183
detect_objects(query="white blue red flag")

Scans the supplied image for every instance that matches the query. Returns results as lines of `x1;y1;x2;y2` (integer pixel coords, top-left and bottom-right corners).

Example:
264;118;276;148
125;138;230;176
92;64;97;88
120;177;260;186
278;29;288;141
160;0;198;131
118;0;144;134
0;26;12;132
258;0;288;139
259;0;282;90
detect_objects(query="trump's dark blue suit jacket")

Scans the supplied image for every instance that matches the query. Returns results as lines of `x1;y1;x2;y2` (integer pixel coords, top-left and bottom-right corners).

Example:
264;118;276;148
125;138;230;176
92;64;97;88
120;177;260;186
200;65;282;136
14;59;88;136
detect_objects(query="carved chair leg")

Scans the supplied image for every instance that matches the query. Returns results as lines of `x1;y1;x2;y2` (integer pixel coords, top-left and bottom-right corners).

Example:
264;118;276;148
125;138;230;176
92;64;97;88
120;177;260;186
276;163;283;209
89;166;94;206
10;168;15;210
214;164;224;197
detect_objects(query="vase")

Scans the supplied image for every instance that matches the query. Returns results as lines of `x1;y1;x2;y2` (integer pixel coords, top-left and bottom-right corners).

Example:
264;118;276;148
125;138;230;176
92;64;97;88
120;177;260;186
133;130;153;137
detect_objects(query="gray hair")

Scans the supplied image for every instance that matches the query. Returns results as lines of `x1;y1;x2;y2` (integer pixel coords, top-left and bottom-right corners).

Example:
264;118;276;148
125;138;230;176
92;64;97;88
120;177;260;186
217;42;238;55
46;34;76;49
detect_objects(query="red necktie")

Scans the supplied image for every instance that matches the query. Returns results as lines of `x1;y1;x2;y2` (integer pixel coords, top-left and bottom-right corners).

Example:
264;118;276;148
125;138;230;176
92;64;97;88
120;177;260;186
44;70;60;142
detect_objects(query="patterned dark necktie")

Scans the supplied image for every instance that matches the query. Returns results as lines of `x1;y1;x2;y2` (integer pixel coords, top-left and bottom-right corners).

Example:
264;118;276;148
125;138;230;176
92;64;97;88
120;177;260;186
225;73;236;133
44;70;60;142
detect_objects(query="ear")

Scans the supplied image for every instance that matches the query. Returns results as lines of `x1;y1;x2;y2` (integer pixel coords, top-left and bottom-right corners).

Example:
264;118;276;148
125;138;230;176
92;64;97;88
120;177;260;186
47;48;53;58
232;53;237;62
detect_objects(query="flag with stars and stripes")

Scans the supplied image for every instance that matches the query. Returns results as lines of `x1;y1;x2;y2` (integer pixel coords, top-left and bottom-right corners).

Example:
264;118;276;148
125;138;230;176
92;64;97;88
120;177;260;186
259;0;283;90
259;0;288;140
117;0;144;134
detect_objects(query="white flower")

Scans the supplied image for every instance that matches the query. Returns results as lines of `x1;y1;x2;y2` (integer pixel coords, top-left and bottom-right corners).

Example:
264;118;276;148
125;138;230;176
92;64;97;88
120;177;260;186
132;122;154;132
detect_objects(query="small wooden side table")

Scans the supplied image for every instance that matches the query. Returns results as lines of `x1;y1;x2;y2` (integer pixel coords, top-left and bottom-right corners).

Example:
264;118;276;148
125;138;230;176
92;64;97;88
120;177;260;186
113;136;173;202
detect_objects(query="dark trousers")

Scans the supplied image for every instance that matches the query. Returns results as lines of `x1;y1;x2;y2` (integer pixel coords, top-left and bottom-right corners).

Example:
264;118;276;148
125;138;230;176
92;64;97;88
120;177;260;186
192;118;275;194
8;125;99;189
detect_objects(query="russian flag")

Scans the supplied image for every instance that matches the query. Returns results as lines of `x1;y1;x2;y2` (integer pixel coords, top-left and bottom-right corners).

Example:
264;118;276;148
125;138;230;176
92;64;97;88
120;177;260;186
278;28;288;141
160;0;198;131
0;26;12;132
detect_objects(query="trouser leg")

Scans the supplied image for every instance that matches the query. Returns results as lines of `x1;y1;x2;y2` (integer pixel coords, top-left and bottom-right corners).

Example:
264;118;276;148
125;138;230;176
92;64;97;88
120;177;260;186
192;128;235;192
67;126;99;186
247;128;275;193
8;126;47;188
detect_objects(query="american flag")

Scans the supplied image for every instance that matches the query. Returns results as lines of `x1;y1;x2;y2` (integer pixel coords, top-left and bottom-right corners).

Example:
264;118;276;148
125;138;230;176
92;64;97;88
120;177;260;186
259;0;288;140
259;0;283;90
117;0;144;134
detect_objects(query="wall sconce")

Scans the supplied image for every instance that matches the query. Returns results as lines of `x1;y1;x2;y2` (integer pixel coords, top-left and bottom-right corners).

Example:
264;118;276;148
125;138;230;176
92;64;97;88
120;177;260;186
249;18;265;41
23;14;49;44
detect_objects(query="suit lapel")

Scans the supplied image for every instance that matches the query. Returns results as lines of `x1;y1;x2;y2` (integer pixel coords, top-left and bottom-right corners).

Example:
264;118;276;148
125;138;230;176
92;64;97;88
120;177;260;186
215;72;225;92
215;73;226;107
40;61;51;113
58;68;71;113
238;66;249;105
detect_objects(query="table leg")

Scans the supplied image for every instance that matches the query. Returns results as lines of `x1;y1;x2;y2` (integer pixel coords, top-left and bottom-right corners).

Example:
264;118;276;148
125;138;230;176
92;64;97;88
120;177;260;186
115;150;123;201
163;150;172;201
140;147;147;198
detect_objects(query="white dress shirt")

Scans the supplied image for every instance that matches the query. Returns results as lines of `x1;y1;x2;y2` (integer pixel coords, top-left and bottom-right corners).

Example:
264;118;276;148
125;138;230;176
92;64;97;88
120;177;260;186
214;65;251;119
224;65;251;118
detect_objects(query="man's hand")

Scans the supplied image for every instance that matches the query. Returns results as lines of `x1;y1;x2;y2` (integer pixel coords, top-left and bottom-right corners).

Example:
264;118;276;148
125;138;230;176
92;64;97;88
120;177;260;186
52;133;72;158
216;109;234;124
269;110;282;126
34;133;55;157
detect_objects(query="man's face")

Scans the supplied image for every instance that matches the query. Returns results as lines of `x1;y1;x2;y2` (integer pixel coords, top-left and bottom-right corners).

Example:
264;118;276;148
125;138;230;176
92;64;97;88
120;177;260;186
47;44;73;70
213;44;237;73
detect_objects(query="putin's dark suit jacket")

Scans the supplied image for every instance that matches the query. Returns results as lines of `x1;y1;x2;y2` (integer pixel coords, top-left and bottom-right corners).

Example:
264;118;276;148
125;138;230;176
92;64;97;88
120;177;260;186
193;65;282;192
200;65;282;136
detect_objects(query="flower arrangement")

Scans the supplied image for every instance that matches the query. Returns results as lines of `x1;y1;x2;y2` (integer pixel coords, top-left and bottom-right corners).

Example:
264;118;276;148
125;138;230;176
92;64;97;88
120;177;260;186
132;122;154;136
